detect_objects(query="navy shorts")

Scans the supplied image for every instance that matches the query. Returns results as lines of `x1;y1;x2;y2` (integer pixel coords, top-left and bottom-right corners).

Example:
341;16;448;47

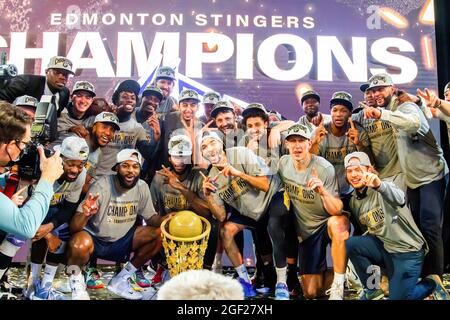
90;226;136;263
298;222;330;275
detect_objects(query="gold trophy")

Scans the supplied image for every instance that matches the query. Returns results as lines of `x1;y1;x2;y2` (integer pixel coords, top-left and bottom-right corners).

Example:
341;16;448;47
161;210;211;277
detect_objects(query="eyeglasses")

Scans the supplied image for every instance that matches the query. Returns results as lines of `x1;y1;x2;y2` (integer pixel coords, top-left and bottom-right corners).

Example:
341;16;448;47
13;139;31;160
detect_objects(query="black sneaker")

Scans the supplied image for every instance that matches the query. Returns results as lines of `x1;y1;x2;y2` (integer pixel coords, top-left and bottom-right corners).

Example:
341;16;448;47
287;271;302;297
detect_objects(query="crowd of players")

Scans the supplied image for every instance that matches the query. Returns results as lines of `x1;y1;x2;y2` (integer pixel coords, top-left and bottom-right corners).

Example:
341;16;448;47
1;55;450;300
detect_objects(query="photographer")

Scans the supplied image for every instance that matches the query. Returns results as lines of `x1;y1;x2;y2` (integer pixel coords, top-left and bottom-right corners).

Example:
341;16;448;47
0;56;74;115
0;102;63;238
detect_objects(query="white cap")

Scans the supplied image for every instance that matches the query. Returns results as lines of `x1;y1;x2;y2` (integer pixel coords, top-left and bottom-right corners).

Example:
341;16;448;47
94;112;120;131
168;135;192;156
112;149;143;170
13;95;38;108
200;131;223;147
46;56;75;75
54;136;89;161
344;151;372;168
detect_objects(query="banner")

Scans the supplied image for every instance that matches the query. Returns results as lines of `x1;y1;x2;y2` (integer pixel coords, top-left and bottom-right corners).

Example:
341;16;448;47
0;0;437;119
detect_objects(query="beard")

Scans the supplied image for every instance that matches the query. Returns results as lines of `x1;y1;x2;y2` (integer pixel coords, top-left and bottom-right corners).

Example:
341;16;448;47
117;173;139;189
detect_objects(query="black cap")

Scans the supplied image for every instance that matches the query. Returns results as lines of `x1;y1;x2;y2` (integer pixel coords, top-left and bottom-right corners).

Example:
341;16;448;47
330;91;353;111
359;83;369;92
112;80;140;105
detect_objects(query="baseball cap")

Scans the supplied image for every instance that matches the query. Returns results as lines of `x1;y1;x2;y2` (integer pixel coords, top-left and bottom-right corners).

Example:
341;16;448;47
112;149;143;170
200;131;223;147
54;136;89;161
168;135;193;156
72;81;96;97
444;82;450;94
179;89;200;103
330;91;353;111
112;79;140;105
203;91;221;105
211;100;234;118
301;90;320;104
242;103;267;118
46;56;75;75
155;66;176;81
284;124;312;140
367;73;394;90
359;83;369;92
142;85;163;101
94;112;120;131
344;151;372;168
13;95;38;108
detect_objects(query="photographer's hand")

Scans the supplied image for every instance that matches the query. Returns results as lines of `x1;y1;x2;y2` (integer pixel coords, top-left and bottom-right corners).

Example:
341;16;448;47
39;147;63;184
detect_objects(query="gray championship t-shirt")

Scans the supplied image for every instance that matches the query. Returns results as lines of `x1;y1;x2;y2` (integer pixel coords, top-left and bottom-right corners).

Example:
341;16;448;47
352;108;402;179
94;118;151;178
79;175;157;242
209;147;282;221
48;168;86;206
278;154;339;242
316;122;370;195
350;181;426;253
379;101;448;188
150;167;206;216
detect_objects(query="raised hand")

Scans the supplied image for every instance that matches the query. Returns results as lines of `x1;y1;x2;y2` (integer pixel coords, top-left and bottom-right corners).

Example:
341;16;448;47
39;148;64;184
157;165;183;190
417;88;441;109
307;166;325;195
268;127;281;149
82;193;99;217
362;171;381;189
200;171;217;196
346;118;359;145
221;164;242;178
312;119;327;145
147;115;161;142
363;107;381;119
311;112;323;127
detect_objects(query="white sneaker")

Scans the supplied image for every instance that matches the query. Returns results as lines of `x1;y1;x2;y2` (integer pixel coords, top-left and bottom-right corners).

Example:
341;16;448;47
107;275;143;300
53;279;72;293
326;282;344;300
23;279;39;300
346;261;363;291
70;274;90;300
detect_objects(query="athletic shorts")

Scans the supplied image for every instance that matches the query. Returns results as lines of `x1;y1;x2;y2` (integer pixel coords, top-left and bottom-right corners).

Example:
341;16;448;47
90;226;136;263
298;222;330;275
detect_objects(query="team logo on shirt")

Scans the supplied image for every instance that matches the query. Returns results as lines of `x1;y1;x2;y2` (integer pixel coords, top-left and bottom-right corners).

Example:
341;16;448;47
359;207;385;233
364;120;394;139
218;178;251;203
283;181;316;204
50;192;66;206
163;193;188;211
106;201;138;224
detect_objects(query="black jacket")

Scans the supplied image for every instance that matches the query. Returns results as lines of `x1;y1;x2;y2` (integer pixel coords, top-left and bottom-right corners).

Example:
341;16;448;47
0;74;70;114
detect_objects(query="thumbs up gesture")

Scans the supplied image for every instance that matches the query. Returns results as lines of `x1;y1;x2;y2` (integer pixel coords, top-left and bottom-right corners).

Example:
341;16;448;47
307;167;325;195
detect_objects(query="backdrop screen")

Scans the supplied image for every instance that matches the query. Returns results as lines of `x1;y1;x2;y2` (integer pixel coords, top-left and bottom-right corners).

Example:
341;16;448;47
0;0;438;120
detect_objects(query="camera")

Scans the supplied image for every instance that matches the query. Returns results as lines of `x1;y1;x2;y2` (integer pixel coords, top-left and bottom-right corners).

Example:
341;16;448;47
0;52;18;89
17;95;58;180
